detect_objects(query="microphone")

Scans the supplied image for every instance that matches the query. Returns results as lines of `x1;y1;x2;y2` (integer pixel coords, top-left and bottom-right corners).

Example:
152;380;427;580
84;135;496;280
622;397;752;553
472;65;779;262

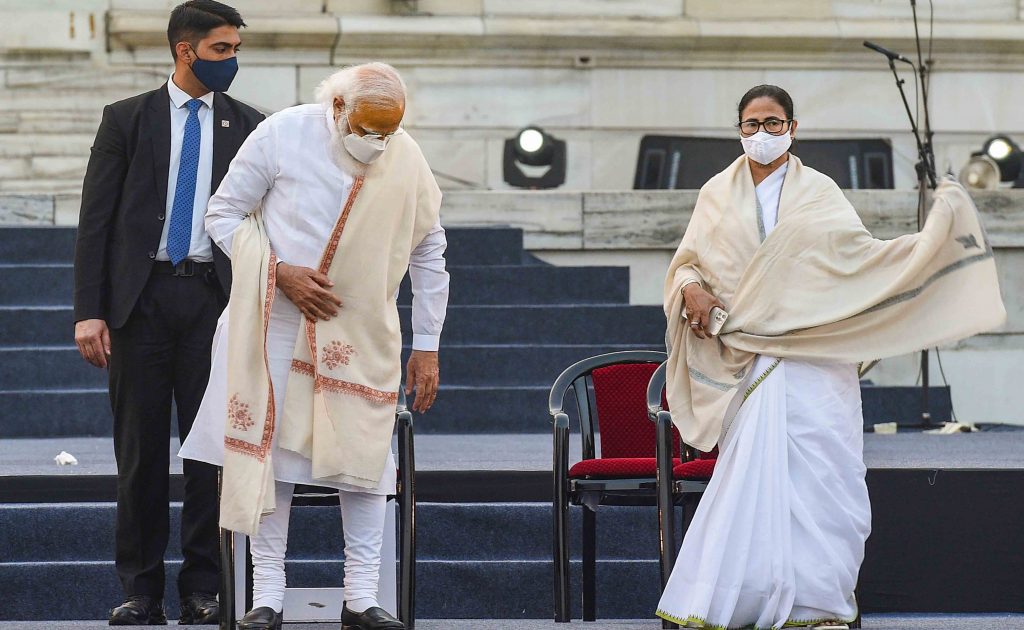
863;40;912;64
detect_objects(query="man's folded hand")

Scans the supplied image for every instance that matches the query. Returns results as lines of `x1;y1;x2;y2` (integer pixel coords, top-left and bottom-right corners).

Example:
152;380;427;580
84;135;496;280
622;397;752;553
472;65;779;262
276;262;343;321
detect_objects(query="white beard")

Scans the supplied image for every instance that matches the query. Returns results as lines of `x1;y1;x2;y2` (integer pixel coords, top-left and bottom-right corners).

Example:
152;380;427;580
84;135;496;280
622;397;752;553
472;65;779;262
327;114;368;178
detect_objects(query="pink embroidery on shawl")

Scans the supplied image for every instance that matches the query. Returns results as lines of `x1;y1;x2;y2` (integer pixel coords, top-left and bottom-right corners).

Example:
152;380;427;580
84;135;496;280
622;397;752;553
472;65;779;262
227;394;255;432
225;250;278;461
322;340;355;370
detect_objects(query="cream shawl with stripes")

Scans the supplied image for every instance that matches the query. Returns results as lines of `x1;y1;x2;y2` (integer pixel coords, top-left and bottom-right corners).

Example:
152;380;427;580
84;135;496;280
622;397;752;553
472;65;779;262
220;132;441;535
665;155;1006;452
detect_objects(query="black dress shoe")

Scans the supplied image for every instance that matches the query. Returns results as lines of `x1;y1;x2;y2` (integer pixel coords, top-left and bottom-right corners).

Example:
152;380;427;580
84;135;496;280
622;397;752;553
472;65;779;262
237;606;282;630
341;603;404;630
178;592;219;625
109;595;168;625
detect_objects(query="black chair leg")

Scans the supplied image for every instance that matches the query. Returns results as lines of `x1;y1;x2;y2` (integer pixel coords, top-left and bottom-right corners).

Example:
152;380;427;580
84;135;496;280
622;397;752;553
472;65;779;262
244;537;254;614
659;499;679;630
681;492;699;541
582;506;597;621
398;411;416;630
553;494;571;622
553;417;571;623
398;487;416;630
654;413;678;629
218;527;235;630
659;503;678;630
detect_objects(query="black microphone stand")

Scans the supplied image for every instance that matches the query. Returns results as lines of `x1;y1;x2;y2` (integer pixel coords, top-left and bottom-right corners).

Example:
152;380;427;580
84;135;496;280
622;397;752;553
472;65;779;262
912;0;937;183
869;0;938;427
911;0;938;428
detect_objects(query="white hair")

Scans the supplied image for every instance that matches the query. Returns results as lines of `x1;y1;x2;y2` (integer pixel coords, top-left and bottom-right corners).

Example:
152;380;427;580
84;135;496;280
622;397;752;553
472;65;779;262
314;62;407;112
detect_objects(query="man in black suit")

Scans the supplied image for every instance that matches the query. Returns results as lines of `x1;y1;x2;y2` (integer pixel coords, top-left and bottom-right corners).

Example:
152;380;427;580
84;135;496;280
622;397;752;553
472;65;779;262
73;1;264;624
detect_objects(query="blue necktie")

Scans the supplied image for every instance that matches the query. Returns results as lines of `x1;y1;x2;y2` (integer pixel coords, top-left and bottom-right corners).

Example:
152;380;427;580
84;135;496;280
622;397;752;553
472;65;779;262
167;99;202;265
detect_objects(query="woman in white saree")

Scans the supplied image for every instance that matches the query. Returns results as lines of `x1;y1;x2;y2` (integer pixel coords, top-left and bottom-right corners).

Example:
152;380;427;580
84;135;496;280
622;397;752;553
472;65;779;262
656;85;1005;630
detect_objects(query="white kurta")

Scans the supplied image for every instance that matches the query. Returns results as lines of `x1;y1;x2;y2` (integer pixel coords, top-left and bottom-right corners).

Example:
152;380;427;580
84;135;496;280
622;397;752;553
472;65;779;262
179;104;450;494
657;161;872;628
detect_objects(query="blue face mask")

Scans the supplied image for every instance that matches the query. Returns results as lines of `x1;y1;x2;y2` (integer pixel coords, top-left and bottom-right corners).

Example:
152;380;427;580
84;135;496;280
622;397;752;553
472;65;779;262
188;46;238;93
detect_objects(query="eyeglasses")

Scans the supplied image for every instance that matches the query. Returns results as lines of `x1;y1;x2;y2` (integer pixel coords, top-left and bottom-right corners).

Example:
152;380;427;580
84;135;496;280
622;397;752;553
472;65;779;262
737;118;794;137
360;129;400;141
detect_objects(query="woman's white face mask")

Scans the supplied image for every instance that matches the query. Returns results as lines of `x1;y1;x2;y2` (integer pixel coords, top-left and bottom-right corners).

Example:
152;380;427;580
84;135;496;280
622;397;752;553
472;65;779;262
741;131;792;166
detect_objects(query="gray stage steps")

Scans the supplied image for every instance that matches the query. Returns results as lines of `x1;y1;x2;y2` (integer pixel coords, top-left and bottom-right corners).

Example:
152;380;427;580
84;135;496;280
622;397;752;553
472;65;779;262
0;226;664;437
0;226;950;438
2;428;1024;621
0;501;660;620
4;460;1024;621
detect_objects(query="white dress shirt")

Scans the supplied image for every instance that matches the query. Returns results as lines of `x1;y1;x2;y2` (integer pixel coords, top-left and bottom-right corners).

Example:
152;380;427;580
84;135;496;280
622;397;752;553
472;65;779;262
158;74;214;262
205;103;449;351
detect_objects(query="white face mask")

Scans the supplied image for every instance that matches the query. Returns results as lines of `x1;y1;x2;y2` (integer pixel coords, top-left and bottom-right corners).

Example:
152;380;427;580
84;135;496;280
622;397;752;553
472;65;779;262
740;130;792;166
343;132;389;164
335;112;400;165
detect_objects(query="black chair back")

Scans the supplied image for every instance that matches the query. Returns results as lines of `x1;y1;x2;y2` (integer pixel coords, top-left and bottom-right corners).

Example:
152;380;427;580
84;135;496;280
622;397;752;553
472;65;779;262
548;350;667;460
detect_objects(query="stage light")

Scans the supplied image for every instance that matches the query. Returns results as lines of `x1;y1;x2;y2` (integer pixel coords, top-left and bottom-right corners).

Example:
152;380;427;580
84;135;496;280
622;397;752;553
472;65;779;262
503;126;566;189
961;135;1023;189
982;135;1020;182
959;155;1001;191
985;137;1013;161
517;128;544;154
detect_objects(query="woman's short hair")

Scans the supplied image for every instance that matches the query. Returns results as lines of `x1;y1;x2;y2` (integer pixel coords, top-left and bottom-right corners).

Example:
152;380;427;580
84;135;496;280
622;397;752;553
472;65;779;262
738;85;795;121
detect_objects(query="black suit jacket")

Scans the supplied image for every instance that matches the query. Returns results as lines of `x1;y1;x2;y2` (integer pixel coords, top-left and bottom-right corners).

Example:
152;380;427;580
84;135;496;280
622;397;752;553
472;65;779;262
73;83;264;328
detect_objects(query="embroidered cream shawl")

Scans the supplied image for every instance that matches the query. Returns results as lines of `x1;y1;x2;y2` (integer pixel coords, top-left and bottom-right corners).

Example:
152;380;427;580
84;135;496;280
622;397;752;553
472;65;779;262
221;132;441;535
665;155;1006;452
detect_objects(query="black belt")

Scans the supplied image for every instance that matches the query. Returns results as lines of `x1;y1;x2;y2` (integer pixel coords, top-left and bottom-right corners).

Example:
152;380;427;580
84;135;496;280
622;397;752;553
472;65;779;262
152;260;216;277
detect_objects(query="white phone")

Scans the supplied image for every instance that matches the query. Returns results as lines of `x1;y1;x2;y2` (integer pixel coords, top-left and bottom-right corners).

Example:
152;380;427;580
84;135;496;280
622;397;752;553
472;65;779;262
682;306;730;336
706;307;729;336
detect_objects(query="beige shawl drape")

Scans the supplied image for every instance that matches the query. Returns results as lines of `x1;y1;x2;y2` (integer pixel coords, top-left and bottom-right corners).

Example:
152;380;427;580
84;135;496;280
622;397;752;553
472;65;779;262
665;155;1006;452
221;132;441;535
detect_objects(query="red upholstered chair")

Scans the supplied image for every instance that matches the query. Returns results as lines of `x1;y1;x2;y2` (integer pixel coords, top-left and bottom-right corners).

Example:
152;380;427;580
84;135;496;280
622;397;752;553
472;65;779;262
550;350;674;623
646;361;717;619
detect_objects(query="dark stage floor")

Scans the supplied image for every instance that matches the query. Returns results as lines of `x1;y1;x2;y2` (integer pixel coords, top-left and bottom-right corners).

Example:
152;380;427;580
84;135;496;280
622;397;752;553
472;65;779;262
1;430;1022;479
1;614;1024;629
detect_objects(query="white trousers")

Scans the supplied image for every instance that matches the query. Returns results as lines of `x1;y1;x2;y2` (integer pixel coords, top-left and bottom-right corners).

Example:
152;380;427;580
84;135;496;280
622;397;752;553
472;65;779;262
250;480;388;613
657;357;872;629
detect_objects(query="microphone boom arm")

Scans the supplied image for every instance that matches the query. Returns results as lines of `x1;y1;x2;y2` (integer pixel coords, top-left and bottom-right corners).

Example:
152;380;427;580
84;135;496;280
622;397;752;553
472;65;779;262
864;40;937;189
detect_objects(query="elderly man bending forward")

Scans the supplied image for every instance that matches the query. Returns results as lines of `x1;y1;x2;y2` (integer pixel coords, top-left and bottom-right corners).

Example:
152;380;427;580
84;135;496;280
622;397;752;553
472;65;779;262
180;62;449;630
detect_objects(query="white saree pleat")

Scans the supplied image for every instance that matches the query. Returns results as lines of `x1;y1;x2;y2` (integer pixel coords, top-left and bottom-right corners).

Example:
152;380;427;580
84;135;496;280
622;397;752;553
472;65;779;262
656;356;870;629
785;360;870;624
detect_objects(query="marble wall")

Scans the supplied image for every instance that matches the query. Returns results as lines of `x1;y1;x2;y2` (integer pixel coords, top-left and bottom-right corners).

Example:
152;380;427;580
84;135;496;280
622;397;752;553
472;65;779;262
5;1;1024;194
2;1;1022;424
220;63;1024;193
